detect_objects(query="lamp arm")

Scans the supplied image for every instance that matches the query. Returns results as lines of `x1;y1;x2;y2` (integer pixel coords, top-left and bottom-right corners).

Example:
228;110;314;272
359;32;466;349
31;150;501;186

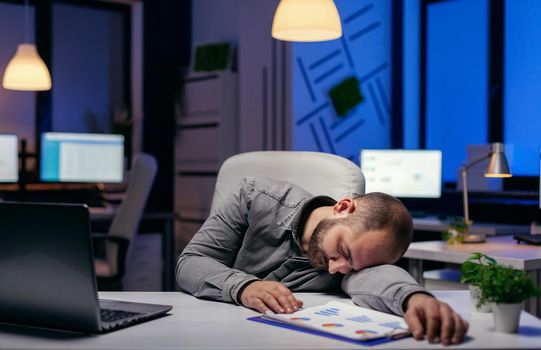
460;152;492;172
462;169;470;224
460;152;491;225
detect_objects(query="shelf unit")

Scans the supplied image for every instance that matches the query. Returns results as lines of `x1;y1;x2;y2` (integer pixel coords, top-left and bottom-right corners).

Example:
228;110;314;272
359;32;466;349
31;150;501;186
174;72;238;255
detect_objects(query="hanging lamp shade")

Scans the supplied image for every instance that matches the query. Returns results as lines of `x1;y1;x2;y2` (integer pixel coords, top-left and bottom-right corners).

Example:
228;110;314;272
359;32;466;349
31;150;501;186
272;0;342;42
2;43;51;91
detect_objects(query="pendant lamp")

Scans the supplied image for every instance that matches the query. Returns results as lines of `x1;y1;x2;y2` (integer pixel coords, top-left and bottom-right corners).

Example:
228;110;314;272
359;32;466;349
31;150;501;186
272;0;342;42
2;0;51;91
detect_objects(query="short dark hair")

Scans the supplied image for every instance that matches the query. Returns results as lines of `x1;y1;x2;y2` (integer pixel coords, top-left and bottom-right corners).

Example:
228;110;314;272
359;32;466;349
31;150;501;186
347;192;413;258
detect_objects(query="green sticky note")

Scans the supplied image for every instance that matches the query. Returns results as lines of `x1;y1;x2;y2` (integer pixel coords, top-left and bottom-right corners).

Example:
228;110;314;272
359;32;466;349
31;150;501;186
329;76;364;116
193;43;231;72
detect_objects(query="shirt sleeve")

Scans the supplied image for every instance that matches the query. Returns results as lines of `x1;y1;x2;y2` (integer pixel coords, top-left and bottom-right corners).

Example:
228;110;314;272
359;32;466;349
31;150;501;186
176;178;260;304
341;264;431;316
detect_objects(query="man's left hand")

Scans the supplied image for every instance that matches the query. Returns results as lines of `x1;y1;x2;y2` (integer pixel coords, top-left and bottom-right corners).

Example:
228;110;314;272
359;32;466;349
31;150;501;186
404;293;469;345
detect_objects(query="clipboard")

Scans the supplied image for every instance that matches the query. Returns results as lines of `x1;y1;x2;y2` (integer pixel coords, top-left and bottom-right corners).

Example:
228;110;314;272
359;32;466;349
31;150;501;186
247;316;409;347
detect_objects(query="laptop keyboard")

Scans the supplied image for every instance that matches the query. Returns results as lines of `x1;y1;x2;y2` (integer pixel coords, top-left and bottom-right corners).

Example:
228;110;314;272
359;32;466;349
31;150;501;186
100;308;143;323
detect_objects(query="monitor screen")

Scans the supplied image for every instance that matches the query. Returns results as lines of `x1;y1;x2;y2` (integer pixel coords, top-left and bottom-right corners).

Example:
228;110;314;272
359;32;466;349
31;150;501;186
0;134;18;183
40;132;124;183
360;149;442;198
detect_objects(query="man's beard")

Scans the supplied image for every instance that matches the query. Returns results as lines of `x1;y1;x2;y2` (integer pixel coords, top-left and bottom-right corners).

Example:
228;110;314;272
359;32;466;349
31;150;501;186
306;217;341;269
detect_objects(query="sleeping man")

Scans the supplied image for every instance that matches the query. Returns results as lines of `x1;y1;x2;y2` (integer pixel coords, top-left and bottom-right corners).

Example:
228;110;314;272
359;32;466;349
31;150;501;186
176;177;468;345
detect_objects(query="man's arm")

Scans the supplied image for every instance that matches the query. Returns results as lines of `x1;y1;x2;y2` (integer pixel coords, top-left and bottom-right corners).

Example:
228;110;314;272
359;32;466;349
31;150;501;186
176;178;259;304
176;178;303;314
341;264;428;316
342;265;468;345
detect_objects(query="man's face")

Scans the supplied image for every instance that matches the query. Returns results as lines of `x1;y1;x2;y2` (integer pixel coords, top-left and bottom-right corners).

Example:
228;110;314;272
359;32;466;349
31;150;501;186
306;218;399;274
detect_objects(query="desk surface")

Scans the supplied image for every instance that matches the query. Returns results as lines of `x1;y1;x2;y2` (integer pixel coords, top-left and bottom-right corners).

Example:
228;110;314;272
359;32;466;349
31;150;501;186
0;291;540;350
404;236;541;270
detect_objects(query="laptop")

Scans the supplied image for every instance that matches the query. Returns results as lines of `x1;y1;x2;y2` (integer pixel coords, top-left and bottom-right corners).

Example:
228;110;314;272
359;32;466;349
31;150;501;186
0;201;172;333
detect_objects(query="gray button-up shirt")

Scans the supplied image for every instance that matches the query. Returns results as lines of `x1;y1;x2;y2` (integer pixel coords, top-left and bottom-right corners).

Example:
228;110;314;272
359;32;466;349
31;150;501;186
176;177;427;316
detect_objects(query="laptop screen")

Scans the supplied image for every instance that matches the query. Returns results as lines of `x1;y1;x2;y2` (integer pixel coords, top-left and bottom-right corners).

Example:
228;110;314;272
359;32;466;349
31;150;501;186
0;202;102;332
0;202;172;333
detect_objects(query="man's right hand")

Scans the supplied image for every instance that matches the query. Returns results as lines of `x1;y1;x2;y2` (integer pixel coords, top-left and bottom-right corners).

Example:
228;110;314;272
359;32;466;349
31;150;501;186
239;281;303;314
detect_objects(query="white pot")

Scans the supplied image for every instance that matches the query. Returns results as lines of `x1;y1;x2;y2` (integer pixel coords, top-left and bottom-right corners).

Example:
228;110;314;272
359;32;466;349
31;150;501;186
492;302;522;333
469;285;492;313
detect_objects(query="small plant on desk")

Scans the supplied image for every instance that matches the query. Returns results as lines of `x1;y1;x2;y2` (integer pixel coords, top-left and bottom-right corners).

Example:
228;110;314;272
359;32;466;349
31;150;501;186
478;264;540;333
460;252;497;312
441;217;469;245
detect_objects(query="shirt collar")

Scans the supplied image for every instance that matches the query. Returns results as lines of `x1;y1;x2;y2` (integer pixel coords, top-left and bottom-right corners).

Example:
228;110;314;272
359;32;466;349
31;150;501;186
278;195;337;249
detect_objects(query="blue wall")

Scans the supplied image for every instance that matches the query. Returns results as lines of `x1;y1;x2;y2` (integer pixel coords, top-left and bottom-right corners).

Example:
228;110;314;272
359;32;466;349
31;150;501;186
403;0;420;149
292;0;392;164
425;0;488;182
504;0;541;176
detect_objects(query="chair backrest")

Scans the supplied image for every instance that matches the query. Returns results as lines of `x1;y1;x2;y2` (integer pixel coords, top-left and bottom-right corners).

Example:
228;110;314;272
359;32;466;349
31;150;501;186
105;153;158;275
210;151;365;215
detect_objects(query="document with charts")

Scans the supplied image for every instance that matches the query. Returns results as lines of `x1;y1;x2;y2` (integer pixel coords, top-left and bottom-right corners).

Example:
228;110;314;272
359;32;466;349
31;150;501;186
262;301;410;341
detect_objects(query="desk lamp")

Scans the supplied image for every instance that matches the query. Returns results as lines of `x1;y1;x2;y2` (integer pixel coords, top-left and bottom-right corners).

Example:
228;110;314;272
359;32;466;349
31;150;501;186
460;142;512;243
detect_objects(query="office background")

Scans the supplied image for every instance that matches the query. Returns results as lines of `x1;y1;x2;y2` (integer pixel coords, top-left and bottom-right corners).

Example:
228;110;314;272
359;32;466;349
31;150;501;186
0;0;540;290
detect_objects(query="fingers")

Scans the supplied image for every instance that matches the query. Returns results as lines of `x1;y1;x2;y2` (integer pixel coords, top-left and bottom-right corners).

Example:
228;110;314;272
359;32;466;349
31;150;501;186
439;303;454;345
240;281;303;314
269;284;301;313
438;302;469;345
252;298;271;314
424;299;441;344
286;289;304;308
263;291;288;313
404;294;469;345
404;308;425;340
452;313;468;344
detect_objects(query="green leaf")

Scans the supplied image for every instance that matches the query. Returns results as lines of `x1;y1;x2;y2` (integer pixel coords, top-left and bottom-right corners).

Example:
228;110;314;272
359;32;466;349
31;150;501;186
478;264;540;304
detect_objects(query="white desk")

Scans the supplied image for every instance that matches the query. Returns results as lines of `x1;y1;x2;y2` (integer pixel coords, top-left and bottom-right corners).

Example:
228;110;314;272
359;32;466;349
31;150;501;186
404;236;541;317
0;291;540;349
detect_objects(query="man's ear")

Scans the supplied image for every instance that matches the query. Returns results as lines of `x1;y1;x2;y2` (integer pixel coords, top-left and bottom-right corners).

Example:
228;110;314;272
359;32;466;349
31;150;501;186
333;198;356;216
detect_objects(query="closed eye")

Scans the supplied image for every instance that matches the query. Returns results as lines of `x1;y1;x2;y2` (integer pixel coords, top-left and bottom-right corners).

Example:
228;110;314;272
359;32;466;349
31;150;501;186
341;244;353;267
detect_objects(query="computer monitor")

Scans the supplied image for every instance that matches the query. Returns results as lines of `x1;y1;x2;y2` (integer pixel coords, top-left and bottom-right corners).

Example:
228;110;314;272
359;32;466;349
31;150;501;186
40;132;124;183
0;134;18;183
360;149;442;198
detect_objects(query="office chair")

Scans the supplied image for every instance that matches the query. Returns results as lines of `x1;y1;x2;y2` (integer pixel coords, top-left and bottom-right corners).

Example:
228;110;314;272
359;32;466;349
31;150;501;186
210;151;365;214
94;153;158;290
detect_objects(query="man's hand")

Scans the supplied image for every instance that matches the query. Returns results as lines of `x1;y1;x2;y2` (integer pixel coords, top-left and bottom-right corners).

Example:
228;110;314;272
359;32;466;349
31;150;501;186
404;293;469;345
239;281;303;314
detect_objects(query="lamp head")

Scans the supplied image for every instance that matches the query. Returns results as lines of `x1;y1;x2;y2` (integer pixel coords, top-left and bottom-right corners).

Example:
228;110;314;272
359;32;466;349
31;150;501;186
485;142;512;178
272;0;342;42
2;43;51;91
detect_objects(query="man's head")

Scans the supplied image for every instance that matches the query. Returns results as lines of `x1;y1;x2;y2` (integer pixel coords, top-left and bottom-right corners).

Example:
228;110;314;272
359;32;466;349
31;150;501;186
306;192;413;274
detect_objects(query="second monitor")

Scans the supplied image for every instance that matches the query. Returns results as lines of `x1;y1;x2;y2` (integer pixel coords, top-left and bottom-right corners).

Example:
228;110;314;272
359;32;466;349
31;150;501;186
360;149;442;198
40;132;124;183
0;134;18;183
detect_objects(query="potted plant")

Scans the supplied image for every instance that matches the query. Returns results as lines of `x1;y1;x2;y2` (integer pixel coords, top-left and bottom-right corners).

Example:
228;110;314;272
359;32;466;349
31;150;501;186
460;252;496;312
478;264;540;333
442;217;469;245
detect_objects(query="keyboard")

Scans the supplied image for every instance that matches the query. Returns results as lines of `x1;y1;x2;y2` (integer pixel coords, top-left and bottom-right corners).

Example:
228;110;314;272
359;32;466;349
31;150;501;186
100;308;142;323
514;234;541;246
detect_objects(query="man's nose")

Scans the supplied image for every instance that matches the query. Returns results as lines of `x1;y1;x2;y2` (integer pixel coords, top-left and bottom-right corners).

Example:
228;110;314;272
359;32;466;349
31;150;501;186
327;258;352;274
